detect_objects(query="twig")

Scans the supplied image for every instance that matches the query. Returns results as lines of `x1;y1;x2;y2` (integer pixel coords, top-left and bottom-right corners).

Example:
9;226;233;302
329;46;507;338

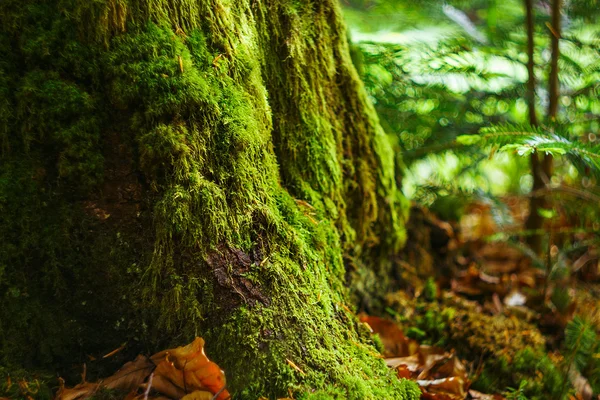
143;372;154;400
103;344;126;359
286;359;305;375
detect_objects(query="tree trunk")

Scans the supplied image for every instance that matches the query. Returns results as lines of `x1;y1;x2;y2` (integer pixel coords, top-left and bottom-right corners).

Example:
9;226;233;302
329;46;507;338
0;1;415;398
525;0;561;253
524;0;544;253
544;0;561;182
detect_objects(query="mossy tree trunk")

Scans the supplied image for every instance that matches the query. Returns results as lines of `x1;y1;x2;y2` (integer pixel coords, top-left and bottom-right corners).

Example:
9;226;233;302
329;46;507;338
0;1;414;398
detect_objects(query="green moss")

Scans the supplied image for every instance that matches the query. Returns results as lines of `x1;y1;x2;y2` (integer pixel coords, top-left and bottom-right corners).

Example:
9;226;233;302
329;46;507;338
474;348;568;399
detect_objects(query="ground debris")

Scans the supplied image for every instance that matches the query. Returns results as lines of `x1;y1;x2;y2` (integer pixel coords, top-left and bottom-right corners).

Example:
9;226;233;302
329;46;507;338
55;338;229;400
360;315;503;400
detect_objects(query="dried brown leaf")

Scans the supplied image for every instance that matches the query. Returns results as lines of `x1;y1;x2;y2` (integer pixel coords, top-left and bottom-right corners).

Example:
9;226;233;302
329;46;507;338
151;337;229;400
417;376;466;399
359;315;418;357
55;382;100;400
362;315;471;400
103;355;154;392
386;355;420;372
56;338;230;400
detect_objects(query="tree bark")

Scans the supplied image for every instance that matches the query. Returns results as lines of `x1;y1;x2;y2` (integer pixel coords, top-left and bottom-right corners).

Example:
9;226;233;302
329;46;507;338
0;0;415;398
548;0;562;122
544;0;561;179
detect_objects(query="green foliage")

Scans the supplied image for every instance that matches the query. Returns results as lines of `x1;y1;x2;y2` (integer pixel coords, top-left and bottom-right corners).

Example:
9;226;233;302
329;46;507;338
344;0;600;209
505;380;529;400
16;70;103;190
474;347;568;399
343;2;600;398
404;300;456;347
564;316;599;387
459;123;600;179
422;277;437;301
514;348;567;399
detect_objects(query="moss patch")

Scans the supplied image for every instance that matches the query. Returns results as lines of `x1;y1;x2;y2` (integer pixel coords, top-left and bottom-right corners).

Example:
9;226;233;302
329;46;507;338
386;291;571;399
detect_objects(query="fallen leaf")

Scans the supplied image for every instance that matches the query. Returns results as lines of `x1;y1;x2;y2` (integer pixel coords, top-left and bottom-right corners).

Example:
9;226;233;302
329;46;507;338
55;382;100;400
141;374;186;399
396;364;413;379
386;355;420;371
103;355;155;392
359;315;418;357
417;377;466;399
56;338;230;400
151;337;230;400
569;365;593;400
362;315;472;400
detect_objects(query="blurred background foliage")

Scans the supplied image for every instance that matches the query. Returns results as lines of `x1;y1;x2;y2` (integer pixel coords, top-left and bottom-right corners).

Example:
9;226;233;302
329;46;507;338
340;3;600;397
341;0;600;225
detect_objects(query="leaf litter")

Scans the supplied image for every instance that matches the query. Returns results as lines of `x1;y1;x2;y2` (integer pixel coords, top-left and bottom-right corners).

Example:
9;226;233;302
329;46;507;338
55;338;230;400
360;315;497;400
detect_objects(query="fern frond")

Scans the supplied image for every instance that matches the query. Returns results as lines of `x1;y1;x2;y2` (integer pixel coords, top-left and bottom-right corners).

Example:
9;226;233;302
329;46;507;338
583;59;600;76
562;34;600;50
458;124;600;178
565;316;598;372
559;52;584;75
570;81;600;97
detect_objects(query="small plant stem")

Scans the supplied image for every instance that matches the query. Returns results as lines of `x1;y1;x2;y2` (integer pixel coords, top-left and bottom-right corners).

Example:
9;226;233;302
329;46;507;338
542;232;552;301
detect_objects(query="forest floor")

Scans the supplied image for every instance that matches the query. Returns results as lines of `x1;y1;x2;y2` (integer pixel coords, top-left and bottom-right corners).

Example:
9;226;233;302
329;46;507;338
5;201;599;400
367;200;600;400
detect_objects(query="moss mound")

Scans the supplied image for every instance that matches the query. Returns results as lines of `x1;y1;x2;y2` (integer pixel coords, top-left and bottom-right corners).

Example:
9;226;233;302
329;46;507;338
386;291;571;399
